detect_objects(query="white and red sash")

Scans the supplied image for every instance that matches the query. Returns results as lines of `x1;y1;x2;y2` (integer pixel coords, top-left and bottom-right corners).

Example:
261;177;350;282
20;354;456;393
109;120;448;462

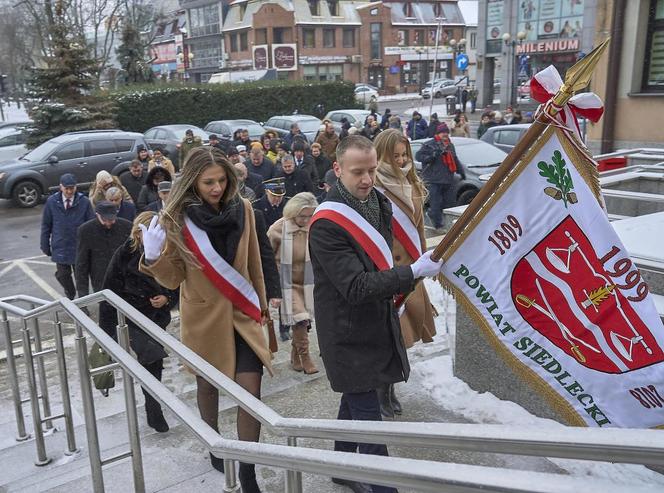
310;201;393;271
183;215;262;323
375;186;423;261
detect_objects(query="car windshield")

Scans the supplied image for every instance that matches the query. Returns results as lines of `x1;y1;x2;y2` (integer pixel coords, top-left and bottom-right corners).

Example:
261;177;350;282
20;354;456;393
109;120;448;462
297;119;322;133
233;123;264;136
455;141;507;168
20;140;61;161
172;126;208;140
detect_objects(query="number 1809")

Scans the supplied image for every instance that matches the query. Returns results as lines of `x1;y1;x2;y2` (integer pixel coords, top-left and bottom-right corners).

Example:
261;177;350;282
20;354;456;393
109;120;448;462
488;215;523;255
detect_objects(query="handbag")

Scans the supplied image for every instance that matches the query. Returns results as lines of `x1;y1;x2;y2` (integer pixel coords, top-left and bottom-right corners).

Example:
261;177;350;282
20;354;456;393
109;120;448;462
88;342;115;397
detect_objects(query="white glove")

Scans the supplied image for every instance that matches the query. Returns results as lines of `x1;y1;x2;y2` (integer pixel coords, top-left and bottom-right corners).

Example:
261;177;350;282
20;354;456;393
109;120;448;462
410;250;444;278
139;215;166;262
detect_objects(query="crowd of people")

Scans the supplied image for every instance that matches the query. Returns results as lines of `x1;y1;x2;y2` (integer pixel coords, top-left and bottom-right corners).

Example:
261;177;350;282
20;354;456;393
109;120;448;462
38;105;462;493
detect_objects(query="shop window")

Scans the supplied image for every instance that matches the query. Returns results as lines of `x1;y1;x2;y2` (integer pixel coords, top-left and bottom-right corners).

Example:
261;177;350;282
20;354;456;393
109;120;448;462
328;0;339;16
343;28;355;48
371;23;382;60
324;28;335;48
403;3;413;18
303;28;316;48
240;32;248;51
303;64;343;81
230;34;238;52
308;0;320;16
303;66;318;81
255;28;267;45
643;0;664;92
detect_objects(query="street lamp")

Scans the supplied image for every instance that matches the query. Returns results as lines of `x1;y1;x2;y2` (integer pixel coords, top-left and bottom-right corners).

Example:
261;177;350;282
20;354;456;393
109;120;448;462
415;47;425;93
449;38;467;111
502;31;526;107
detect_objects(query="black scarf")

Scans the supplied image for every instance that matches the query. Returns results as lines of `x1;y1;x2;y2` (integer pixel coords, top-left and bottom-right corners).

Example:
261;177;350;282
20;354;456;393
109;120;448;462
336;180;381;231
186;197;245;265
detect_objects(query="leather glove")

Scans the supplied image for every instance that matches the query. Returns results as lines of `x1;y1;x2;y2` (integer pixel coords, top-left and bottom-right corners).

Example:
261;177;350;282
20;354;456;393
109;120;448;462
139;215;166;262
411;250;444;278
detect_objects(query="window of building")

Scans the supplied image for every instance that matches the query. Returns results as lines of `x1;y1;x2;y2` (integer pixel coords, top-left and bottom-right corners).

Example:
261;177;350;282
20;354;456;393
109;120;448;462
230;34;238;52
189;40;222;68
255;28;267;44
643;0;664;91
414;29;425;45
188;4;220;37
239;2;247;19
274;27;288;43
308;0;320;16
240;31;248;51
433;2;443;18
370;23;382;60
403;2;413;18
328;0;339;16
397;29;408;46
303;64;343;81
303;28;316;48
343;28;355;48
470;31;477;49
156;23;166;36
323;28;335;48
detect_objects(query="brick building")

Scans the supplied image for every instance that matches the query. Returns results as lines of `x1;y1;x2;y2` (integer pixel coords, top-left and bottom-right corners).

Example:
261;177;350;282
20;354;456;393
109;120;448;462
221;0;470;93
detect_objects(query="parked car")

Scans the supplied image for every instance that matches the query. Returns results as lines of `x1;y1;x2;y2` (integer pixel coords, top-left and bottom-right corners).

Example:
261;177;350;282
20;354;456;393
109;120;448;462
0;130;148;207
421;79;457;99
143;124;209;169
0;127;28;163
518;80;531;99
323;109;371;133
354;83;379;104
480;124;530;153
262;115;322;144
410;137;507;205
204;119;265;141
0;120;32;131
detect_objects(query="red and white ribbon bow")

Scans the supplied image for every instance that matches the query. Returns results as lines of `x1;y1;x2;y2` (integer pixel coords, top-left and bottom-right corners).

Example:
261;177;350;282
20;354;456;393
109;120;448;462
530;65;604;139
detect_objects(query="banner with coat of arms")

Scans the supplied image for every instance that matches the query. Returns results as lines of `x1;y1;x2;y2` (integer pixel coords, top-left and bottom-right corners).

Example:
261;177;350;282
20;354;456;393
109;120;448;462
440;124;664;428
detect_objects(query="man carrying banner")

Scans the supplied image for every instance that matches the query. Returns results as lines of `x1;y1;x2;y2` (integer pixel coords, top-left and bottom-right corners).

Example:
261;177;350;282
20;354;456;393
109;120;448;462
309;135;444;493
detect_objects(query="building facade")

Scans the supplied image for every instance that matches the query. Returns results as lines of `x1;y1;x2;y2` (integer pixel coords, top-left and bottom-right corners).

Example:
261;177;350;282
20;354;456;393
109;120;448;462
476;0;598;108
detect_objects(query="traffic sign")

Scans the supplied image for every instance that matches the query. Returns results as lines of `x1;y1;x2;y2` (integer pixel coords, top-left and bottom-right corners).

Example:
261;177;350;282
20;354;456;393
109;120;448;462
455;54;469;71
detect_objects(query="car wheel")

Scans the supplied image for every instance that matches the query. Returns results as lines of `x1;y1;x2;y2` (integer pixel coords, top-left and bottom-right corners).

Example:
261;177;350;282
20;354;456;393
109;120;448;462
12;180;42;208
457;189;479;206
435;92;442;98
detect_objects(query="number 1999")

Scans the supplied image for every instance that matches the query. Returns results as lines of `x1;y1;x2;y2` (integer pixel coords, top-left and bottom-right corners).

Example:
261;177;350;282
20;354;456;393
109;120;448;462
488;215;523;255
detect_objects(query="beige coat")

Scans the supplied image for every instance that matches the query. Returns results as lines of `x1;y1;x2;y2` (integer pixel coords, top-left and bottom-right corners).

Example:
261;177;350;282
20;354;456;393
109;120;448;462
148;157;176;176
141;199;273;376
376;167;436;348
88;177;133;207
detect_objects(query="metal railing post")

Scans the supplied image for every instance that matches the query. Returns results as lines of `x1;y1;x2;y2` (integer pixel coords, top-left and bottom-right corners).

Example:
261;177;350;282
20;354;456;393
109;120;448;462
223;459;239;492
30;303;53;430
21;320;50;465
74;322;104;492
116;312;146;493
285;437;303;493
53;312;78;455
1;309;30;441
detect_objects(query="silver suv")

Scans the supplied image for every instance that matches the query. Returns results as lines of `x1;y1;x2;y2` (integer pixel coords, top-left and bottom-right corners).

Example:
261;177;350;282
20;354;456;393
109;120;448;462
0;130;148;207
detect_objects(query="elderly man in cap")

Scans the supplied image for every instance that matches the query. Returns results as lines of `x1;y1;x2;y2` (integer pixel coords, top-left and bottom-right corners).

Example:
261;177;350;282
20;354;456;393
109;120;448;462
415;122;465;231
253;177;288;229
147;181;171;212
75;201;132;298
178;128;202;169
40;173;95;299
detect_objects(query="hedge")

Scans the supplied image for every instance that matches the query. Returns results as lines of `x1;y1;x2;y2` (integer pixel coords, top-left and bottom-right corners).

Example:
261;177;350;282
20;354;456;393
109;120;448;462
108;80;362;133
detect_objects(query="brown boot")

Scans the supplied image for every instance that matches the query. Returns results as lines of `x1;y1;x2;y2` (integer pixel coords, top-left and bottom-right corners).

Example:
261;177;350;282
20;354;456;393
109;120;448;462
293;325;319;375
291;342;303;372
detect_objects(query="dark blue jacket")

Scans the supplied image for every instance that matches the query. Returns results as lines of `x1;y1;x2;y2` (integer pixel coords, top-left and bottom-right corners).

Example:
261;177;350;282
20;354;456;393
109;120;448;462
117;200;136;222
40;192;94;265
407;117;429;140
245;157;275;182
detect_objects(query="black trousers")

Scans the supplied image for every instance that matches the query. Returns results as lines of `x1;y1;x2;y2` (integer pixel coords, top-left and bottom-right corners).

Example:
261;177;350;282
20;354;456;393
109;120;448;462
55;263;76;299
334;390;397;493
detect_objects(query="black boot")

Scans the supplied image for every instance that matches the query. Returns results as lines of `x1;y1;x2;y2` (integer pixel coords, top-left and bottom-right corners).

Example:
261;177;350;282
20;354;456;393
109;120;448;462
210;452;225;473
143;390;169;432
377;385;394;418
331;477;373;493
390;384;402;415
239;462;261;493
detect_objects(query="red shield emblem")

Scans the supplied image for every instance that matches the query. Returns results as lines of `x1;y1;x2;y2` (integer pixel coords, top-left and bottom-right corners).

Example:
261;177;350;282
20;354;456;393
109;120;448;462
511;216;663;373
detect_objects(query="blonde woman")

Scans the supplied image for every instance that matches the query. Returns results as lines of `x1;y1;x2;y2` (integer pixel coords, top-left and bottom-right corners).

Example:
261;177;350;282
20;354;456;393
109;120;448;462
139;147;281;493
88;170;133;207
99;212;177;433
267;192;319;374
373;129;436;418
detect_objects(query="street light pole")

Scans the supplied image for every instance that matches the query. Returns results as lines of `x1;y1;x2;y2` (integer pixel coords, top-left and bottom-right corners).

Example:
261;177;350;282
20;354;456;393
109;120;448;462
428;15;446;120
502;31;526;107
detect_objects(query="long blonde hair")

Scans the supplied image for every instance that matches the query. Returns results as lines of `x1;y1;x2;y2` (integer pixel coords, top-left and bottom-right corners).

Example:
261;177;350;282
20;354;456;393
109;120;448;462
373;129;426;198
283;192;318;220
161;146;240;267
130;211;157;252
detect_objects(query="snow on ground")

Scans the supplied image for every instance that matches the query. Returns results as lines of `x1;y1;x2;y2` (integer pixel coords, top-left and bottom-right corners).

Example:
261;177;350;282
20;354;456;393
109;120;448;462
1;101;30;123
418;280;664;487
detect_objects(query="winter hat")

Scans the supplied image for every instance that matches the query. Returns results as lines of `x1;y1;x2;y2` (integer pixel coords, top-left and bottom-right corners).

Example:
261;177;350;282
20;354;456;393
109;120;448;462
95;201;118;220
96;170;113;186
158;181;172;193
236;145;247;153
324;169;338;187
436;123;450;134
59;173;77;187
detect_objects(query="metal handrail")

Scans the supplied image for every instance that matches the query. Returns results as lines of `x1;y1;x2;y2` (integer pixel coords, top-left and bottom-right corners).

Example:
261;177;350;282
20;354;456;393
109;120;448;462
3;292;664;493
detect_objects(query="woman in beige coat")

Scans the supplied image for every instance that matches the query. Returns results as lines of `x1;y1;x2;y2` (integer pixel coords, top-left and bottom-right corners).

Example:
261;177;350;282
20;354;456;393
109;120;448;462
374;129;436;418
139;147;280;493
267;192;319;375
88;170;133;207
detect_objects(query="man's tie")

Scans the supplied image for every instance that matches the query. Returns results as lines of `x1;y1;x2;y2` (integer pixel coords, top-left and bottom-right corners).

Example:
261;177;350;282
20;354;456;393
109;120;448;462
65;198;71;210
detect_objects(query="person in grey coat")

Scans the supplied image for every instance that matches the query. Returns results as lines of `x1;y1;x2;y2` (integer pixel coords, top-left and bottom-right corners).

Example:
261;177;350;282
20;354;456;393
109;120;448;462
40;173;95;299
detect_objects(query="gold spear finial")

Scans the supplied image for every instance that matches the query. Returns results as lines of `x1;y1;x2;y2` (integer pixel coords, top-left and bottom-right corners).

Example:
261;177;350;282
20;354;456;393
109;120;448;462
550;37;611;110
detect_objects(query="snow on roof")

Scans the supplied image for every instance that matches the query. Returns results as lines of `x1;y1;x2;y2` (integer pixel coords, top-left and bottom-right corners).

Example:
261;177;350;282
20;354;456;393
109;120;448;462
458;0;478;27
